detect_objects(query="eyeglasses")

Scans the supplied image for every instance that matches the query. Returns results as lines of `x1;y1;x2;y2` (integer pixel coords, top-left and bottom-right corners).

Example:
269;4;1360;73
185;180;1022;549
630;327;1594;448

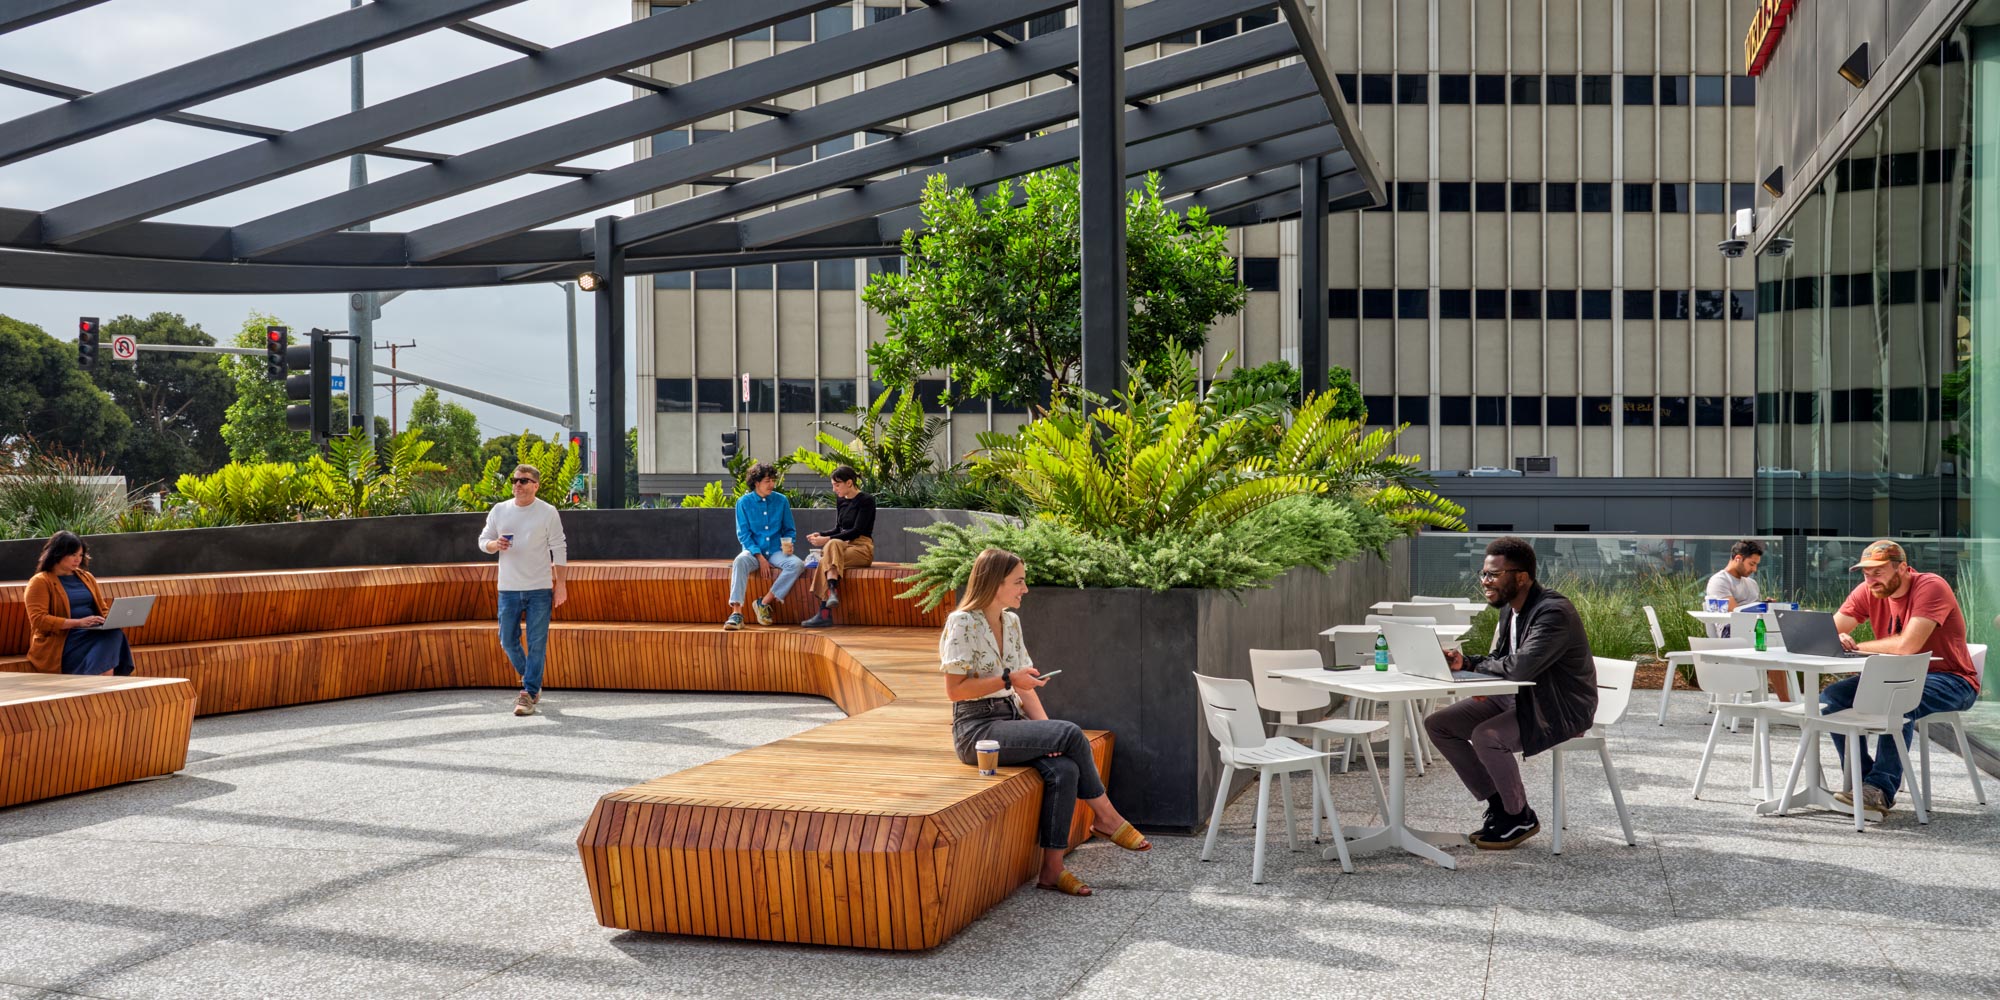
1478;568;1522;582
509;477;538;485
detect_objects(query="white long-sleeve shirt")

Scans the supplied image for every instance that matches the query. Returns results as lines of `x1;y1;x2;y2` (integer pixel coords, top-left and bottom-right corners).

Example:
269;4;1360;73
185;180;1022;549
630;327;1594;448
477;498;568;591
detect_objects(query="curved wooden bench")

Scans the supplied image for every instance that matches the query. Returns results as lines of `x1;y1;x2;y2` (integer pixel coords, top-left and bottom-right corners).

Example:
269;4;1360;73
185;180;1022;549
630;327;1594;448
0;565;1110;951
0;673;195;809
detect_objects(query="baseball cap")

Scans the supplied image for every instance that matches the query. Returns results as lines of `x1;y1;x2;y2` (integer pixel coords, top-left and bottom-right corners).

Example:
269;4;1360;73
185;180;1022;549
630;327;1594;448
1849;539;1907;571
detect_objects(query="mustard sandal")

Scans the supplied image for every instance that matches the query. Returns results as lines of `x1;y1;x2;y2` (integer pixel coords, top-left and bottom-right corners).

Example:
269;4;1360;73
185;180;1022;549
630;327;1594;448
1096;820;1152;852
1036;869;1093;896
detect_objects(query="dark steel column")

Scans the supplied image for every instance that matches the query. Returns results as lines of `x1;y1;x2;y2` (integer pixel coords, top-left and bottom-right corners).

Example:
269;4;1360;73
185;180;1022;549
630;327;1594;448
1077;0;1126;406
1297;157;1327;395
593;215;627;510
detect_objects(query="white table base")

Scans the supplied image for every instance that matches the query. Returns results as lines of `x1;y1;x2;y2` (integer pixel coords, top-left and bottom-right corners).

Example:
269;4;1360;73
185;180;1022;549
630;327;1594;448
1315;698;1468;869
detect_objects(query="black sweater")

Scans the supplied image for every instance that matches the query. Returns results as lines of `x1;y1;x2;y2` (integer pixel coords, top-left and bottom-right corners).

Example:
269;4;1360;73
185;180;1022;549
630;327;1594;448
828;491;876;541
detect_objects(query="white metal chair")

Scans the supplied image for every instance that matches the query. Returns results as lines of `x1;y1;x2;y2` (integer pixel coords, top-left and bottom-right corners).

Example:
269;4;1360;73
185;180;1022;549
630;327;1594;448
1644;605;1689;725
1546;657;1641;854
1914;642;1989;807
1778;653;1933;831
1248;649;1391;835
1688;636;1800;800
1410;594;1471;605
1195;673;1354;881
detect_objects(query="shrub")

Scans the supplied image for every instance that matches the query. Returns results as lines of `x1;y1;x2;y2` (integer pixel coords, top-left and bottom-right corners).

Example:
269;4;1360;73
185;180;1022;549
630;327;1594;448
458;432;585;510
173;461;310;525
304;427;446;519
0;446;133;540
787;389;950;498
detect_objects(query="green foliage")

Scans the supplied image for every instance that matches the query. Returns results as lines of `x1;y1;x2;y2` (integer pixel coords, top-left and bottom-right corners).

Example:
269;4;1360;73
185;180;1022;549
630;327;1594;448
302;427;447;519
88;313;234;492
219;311;316;464
0;445;135;541
1456;571;1712;664
678;451;796;508
679;480;736;509
0;314;131;463
173;461;312;525
458;431;585;510
405;388;484;482
787;389;948;494
863;167;1246;408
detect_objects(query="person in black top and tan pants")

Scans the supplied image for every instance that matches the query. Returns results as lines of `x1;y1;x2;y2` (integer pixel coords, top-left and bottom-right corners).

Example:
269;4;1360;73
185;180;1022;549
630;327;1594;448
801;465;875;628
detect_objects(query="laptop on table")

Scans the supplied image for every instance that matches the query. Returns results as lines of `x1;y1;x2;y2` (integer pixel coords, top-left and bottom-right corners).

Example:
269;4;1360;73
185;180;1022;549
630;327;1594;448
80;594;156;630
1773;609;1864;658
1380;621;1504;683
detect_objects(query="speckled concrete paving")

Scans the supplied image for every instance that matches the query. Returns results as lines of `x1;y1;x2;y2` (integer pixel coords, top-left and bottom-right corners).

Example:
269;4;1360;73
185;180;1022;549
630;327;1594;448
1;688;1995;1000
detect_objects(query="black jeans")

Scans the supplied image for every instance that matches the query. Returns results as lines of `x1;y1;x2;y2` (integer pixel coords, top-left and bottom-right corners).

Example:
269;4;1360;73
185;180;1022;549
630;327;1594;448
953;700;1106;849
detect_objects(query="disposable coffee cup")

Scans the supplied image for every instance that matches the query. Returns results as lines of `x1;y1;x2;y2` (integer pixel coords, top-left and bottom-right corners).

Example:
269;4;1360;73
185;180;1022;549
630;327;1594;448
501;533;515;542
781;538;794;556
976;739;1001;776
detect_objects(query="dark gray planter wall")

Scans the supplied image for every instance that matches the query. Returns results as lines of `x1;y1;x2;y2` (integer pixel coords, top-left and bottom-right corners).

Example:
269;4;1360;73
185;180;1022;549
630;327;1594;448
0;508;1006;578
1016;540;1411;832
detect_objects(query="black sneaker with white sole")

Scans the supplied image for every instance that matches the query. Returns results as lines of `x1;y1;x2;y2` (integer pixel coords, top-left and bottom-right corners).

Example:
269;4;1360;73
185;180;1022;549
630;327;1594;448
1472;807;1541;850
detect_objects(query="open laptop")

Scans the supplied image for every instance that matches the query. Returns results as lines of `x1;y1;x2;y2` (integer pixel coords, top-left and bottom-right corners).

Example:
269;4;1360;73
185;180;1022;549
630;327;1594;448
81;594;156;630
1774;609;1863;658
1380;621;1503;682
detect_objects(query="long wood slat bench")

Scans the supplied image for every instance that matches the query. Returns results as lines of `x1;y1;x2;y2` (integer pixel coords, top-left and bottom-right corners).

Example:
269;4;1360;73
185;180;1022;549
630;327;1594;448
0;673;195;809
0;563;1110;950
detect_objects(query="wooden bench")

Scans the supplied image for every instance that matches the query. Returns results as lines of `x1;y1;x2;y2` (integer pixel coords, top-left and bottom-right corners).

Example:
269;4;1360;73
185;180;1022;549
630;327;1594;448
0;563;1110;950
0;673;195;809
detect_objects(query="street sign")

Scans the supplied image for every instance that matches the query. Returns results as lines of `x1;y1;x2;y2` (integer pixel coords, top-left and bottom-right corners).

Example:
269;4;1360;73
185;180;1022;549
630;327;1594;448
110;334;138;361
330;374;346;391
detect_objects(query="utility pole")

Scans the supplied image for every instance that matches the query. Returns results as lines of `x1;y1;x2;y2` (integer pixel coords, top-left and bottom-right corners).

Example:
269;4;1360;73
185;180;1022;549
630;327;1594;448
559;281;580;435
376;340;417;433
346;0;375;437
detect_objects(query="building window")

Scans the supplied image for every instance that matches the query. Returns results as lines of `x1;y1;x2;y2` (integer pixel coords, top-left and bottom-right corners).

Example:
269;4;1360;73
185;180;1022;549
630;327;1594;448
735;265;773;290
1582;396;1614;426
1511;290;1541;320
1729;182;1756;213
816;7;852;39
1475;73;1506;105
1476;396;1506;426
1398;396;1430;424
1694;75;1726;107
1366;181;1395;212
1242;257;1280;292
1694;396;1726;427
1241;10;1278;31
1694;182;1726;214
914;378;952;413
820;379;857;415
1438;181;1471;211
654;129;689;154
1581;289;1612;320
1623;290;1654;320
692;128;727;144
817;260;857;290
1362;289;1394;320
1511;182;1541;212
1199;18;1236;42
1729;289;1753;320
694;378;731;413
867;4;901;24
1510;74;1540;104
1546;182;1577;212
776;143;813;167
1546;289;1578;320
695;269;732;290
1658;183;1690;212
1364;395;1393;424
1693;289;1727;320
1581;182;1613;212
1623;183;1654;212
1658;75;1691;106
1329;289;1358;318
1580;74;1613;105
1398;73;1428;104
1475;181;1506;212
1512;396;1543;425
742;378;778;414
657;378;693;413
774;14;812;41
1438;73;1470;104
1361;73;1392;104
1545;74;1576;105
1438;396;1473;425
1658;396;1690;426
775;262;814;290
1028;11;1064;36
1730;75;1756;106
1659;290;1690;321
1475;289;1506;320
1623;75;1653;106
1439;288;1471;319
1546;396;1578;426
778;378;817;413
1333;73;1356;102
1398;289;1429;319
1397;181;1429;212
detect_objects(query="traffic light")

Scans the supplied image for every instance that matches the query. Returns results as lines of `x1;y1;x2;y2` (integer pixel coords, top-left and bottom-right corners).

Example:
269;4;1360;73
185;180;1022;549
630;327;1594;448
284;328;333;445
77;317;99;368
264;325;289;380
568;430;589;468
720;429;741;463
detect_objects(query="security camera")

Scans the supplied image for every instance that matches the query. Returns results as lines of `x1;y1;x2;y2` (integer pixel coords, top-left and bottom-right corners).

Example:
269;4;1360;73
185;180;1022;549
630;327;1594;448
1764;236;1795;256
1717;237;1748;258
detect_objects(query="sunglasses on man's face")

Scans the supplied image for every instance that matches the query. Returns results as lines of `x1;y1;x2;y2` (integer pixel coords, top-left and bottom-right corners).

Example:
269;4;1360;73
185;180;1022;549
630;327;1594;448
510;477;538;485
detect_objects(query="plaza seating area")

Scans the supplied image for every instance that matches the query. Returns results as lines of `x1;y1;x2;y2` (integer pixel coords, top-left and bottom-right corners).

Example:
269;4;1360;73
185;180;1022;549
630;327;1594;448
0;562;1111;950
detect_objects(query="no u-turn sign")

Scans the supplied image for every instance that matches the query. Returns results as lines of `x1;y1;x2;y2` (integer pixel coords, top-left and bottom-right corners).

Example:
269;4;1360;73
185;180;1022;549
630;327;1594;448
110;334;138;361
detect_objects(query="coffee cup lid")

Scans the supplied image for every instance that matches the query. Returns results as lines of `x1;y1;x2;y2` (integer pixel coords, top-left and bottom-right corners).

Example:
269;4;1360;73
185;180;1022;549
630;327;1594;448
975;739;1000;750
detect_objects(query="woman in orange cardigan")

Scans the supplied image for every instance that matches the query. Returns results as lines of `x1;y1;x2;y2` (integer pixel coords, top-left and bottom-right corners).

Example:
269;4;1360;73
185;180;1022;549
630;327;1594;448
24;531;134;675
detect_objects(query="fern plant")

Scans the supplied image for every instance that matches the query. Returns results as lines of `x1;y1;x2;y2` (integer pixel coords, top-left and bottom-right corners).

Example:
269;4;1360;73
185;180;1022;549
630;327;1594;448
787;388;950;495
457;431;584;510
678;451;797;507
304;427;446;519
174;461;312;524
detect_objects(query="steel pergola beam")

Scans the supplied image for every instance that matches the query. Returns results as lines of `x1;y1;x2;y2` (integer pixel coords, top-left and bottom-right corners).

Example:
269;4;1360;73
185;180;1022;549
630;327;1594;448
225;0;1070;260
1297;156;1328;394
1078;0;1127;405
39;0;849;247
0;0;527;169
408;0;1266;263
1272;0;1385;207
620;25;1300;253
0;0;109;35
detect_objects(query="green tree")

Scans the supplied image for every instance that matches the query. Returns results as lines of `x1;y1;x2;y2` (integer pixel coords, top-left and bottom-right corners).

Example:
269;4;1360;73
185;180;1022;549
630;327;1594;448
459;431;584;510
863;167;1247;409
1209;359;1367;423
0;314;130;461
219;311;312;464
90;313;233;491
406;388;483;481
624;425;639;503
480;430;548;471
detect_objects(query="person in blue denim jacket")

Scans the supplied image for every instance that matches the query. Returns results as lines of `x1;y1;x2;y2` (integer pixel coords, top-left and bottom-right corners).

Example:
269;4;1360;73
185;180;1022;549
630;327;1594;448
724;463;803;630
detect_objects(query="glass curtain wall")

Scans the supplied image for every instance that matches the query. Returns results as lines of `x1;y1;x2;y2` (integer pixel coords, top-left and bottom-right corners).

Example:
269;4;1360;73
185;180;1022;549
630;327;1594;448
1755;7;2000;723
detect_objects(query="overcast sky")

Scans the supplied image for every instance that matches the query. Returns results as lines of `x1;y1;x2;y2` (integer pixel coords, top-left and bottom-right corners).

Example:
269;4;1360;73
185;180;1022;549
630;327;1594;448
0;1;640;441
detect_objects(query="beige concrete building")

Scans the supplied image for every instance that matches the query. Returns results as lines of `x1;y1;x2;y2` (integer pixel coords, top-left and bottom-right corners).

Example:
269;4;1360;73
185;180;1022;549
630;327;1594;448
634;1;1760;483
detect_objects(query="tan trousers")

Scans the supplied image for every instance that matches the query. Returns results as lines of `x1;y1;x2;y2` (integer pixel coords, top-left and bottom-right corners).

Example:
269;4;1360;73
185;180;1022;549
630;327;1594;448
811;536;874;600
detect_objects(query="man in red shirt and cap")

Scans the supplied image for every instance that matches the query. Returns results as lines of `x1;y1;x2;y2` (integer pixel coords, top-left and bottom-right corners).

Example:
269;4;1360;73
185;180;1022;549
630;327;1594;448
1825;540;1982;816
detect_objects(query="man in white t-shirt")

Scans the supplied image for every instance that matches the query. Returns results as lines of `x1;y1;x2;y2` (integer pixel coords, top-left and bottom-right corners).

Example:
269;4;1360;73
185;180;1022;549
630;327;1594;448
1705;540;1763;610
477;463;568;716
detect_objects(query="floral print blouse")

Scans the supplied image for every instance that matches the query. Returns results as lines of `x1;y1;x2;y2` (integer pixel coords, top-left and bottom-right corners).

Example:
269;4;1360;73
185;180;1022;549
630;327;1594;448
939;609;1032;704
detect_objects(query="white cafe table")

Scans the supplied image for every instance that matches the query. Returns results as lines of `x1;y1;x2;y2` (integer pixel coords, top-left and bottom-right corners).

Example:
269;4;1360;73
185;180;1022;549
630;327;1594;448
1696;646;1876;820
1689;609;1789;638
1370;601;1486;615
1270;665;1532;869
1322;623;1469;641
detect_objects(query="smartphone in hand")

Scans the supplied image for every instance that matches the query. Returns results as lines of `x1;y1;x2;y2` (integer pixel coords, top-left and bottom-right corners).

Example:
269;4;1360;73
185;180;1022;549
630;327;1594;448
1033;669;1063;680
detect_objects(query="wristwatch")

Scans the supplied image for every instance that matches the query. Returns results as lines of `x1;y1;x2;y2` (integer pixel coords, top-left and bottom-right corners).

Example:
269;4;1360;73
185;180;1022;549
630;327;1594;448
1001;668;1012;690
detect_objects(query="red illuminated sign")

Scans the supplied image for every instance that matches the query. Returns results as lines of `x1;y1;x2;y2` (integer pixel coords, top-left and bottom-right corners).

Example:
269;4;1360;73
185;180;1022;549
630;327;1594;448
1744;0;1799;77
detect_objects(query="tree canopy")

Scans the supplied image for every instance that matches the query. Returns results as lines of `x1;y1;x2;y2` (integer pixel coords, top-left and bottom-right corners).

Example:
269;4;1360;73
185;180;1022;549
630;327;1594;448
406;387;483;482
0;314;130;462
90;312;233;491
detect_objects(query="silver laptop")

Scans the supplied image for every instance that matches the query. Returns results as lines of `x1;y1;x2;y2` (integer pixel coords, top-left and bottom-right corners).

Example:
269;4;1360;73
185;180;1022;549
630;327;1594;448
1774;609;1863;658
1380;621;1503;682
82;594;155;630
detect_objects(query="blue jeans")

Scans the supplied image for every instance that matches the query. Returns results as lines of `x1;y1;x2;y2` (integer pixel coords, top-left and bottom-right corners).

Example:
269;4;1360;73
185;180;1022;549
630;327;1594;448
497;588;552;697
730;550;804;605
1820;672;1978;806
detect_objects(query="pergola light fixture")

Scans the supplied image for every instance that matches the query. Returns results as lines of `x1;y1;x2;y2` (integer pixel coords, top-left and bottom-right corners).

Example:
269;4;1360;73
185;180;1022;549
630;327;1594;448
1838;43;1870;87
1761;166;1785;199
575;270;605;292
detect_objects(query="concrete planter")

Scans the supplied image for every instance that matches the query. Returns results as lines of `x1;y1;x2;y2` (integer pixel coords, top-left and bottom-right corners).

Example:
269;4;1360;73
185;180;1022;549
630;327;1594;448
0;507;1006;578
1013;543;1411;832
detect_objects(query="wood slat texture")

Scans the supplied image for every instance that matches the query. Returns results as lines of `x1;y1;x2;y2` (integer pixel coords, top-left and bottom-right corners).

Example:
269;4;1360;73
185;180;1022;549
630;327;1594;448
0;673;195;809
0;562;1111;951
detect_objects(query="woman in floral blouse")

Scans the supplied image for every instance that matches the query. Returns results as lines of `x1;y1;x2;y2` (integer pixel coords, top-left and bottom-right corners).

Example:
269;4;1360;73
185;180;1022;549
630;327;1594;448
940;548;1150;896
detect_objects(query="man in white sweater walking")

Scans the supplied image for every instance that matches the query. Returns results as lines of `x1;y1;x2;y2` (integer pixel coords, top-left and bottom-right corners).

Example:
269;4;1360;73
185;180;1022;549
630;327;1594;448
477;463;568;716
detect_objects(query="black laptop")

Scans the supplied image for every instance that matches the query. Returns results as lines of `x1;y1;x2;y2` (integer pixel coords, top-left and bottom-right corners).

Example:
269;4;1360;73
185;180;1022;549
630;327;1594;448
1774;609;1864;658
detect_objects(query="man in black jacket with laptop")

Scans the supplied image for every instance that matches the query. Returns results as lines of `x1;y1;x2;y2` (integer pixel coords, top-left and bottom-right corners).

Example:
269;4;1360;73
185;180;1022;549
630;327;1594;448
1424;537;1599;849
